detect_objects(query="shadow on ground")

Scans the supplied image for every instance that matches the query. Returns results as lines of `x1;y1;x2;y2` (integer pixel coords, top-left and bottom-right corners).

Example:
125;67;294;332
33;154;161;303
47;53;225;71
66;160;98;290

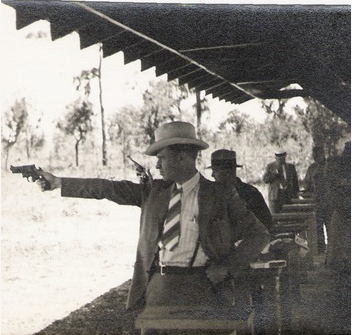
33;280;142;335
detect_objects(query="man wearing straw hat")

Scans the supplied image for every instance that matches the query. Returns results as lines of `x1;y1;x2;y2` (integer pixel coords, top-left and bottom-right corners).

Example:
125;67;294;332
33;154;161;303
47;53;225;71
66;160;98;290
263;150;299;213
37;121;270;327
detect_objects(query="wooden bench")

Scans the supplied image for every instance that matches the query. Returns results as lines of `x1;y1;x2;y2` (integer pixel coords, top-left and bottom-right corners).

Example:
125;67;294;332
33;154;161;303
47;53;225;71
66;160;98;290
135;261;288;335
281;203;316;212
278;206;318;256
290;198;316;205
135;305;255;335
271;206;319;333
249;260;287;335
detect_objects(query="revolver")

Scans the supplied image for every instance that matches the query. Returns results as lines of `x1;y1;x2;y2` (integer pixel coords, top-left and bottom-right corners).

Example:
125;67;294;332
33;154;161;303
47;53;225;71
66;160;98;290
10;164;51;190
127;155;152;184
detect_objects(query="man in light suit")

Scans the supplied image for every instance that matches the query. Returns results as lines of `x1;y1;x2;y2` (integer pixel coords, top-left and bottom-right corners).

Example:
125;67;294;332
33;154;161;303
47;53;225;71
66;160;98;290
38;121;270;331
263;151;299;213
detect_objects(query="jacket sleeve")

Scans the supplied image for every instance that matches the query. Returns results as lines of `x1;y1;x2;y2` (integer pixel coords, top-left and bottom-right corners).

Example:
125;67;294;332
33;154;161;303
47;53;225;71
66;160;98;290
244;187;273;230
225;190;270;278
263;163;278;184
303;165;314;192
291;165;300;196
61;178;143;207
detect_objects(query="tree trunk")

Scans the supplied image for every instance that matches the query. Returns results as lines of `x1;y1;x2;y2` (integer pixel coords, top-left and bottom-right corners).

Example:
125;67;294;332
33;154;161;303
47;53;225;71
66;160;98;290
4;146;10;169
25;129;30;160
98;43;107;166
75;139;81;167
196;90;202;138
195;91;203;161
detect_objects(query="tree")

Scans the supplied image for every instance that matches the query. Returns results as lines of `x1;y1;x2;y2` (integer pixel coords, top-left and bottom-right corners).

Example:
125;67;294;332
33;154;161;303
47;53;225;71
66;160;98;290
140;79;192;144
23;115;45;161
107;79;209;173
74;49;108;167
57;100;94;167
294;97;350;157
108;105;145;175
1;98;44;167
1;98;28;167
97;43;107;166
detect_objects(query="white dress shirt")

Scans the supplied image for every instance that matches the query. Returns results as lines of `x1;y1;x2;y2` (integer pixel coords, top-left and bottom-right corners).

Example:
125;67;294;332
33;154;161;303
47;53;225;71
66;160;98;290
159;172;209;267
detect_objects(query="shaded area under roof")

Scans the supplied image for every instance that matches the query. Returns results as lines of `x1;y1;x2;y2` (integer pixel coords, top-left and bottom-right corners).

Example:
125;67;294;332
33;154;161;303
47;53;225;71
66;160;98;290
2;0;351;123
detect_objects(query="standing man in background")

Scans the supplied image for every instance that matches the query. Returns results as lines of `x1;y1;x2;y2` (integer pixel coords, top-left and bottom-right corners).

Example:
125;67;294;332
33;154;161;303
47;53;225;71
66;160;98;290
263;151;299;213
208;148;273;335
324;141;351;335
303;145;330;254
208;149;272;230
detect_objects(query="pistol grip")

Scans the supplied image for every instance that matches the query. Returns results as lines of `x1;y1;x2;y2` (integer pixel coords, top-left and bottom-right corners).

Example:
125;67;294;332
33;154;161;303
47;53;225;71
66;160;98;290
42;178;51;191
38;175;51;190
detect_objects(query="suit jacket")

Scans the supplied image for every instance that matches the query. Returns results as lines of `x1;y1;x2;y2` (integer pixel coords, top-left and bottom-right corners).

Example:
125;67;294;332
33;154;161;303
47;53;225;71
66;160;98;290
235;177;273;229
61;174;270;309
263;162;299;201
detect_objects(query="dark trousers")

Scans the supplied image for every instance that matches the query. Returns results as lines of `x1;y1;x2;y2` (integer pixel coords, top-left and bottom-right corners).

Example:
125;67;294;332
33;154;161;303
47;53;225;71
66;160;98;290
269;190;289;213
141;272;251;335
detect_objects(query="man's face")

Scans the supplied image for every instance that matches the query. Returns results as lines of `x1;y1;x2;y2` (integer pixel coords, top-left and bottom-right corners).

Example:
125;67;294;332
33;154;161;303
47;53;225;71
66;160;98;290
211;166;231;184
155;147;181;181
275;156;286;165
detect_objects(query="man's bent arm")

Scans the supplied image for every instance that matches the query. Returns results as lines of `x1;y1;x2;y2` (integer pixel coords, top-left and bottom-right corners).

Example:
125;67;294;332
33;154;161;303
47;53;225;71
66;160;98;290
226;193;270;278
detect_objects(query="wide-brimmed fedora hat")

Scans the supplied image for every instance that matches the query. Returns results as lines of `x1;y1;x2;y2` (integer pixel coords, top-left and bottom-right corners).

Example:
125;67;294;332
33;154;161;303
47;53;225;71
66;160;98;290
207;149;243;169
145;121;209;156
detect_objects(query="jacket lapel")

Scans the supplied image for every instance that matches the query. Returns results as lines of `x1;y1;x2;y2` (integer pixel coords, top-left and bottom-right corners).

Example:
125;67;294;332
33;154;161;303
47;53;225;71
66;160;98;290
198;175;215;244
155;181;174;233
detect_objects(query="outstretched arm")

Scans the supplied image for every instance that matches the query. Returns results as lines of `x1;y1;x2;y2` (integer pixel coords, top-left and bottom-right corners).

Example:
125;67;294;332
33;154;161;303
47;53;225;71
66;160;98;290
37;170;143;207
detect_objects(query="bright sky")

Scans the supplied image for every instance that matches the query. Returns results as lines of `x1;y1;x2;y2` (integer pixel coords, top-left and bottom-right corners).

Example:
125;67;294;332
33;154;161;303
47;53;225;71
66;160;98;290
1;2;275;138
1;4;160;131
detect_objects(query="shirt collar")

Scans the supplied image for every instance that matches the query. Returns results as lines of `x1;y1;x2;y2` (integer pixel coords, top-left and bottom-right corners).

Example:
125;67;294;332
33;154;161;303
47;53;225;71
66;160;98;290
176;172;200;196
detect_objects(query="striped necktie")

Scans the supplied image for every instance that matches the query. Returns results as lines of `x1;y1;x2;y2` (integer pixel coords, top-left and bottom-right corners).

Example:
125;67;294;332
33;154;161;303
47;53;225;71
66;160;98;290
160;184;182;251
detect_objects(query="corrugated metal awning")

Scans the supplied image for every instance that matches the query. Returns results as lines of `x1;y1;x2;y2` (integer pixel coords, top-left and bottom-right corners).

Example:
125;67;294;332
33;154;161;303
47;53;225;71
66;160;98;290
2;1;351;123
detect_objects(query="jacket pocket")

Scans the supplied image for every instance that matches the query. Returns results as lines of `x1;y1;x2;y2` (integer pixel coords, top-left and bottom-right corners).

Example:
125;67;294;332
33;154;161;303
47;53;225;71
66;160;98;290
209;218;233;257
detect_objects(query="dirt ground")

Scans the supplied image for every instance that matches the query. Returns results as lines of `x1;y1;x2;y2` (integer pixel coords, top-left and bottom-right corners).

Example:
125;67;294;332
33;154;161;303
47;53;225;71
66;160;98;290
1;173;141;335
1;170;270;335
32;280;142;335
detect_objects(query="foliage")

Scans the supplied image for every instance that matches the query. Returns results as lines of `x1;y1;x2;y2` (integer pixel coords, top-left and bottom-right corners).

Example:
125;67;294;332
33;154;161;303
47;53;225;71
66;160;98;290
74;56;108;166
106;79;210;173
204;102;313;185
1;97;44;167
2;98;28;150
73;68;100;99
57;99;94;166
140;79;194;144
108;104;146;174
293;97;350;157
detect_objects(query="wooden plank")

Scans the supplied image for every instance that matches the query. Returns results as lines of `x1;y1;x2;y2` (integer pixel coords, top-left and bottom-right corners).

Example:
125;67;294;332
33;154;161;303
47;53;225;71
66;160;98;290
290;198;316;205
278;206;318;256
136;317;252;329
270;223;309;236
136;306;254;332
249;266;285;335
272;212;314;223
281;204;316;212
